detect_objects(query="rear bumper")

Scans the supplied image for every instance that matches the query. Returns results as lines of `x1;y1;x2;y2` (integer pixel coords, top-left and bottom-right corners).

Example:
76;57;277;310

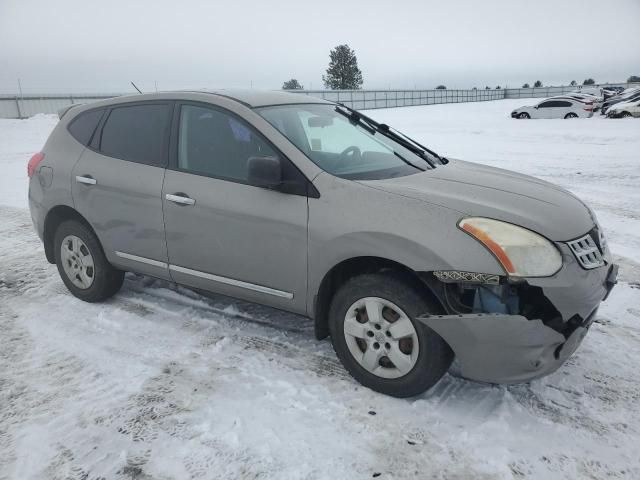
418;258;618;384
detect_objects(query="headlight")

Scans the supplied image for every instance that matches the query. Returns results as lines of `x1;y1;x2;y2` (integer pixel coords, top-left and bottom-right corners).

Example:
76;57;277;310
458;217;562;277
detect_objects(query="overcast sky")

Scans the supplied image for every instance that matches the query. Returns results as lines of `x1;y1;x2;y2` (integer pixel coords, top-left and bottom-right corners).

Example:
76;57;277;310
1;0;638;93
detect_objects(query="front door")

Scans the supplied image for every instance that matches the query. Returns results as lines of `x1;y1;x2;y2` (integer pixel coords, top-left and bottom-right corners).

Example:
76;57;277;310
162;103;309;313
71;101;173;279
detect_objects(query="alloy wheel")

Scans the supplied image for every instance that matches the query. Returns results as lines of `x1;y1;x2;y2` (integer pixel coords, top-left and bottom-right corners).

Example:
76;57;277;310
343;297;419;379
60;235;95;289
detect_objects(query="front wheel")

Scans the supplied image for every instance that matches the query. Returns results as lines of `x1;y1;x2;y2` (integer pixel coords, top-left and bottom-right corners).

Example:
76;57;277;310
621;112;632;118
518;112;530;119
54;220;124;302
564;112;578;119
328;273;453;397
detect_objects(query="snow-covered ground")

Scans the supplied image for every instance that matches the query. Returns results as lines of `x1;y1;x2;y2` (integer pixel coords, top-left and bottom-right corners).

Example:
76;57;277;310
1;100;639;480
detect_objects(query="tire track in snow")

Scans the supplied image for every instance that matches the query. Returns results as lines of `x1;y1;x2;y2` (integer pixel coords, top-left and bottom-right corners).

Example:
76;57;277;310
2;203;640;479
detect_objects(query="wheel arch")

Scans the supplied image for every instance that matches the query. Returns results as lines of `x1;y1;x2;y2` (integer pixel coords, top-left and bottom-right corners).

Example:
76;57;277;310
43;205;97;264
312;256;443;340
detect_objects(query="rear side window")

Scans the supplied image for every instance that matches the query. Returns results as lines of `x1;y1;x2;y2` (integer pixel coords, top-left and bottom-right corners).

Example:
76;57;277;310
99;104;171;166
68;109;104;146
539;100;572;108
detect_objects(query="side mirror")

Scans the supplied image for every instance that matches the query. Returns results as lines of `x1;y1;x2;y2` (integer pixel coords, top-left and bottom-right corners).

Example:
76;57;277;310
248;156;282;189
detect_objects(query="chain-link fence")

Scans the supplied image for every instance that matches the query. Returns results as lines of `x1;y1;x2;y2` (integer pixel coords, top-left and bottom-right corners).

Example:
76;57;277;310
1;83;635;119
287;88;504;110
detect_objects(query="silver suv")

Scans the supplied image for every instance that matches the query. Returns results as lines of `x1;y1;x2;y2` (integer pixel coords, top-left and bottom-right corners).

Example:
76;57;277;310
28;90;618;397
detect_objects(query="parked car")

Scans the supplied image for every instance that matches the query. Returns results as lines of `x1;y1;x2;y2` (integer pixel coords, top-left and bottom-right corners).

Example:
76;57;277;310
601;86;624;98
511;97;594;119
601;89;640;115
572;87;602;97
607;98;640;118
28;91;617;397
562;93;603;110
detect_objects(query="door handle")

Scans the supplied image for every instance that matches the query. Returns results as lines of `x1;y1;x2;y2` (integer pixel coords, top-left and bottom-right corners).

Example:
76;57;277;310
165;193;195;206
76;175;97;185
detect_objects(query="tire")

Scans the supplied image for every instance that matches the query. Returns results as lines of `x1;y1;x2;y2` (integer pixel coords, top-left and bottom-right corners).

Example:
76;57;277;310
54;220;124;302
328;273;453;397
518;112;530;119
621;112;632;118
564;113;578;119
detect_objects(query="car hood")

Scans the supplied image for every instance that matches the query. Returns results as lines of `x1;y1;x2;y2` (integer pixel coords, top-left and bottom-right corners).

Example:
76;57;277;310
611;100;636;111
360;159;595;241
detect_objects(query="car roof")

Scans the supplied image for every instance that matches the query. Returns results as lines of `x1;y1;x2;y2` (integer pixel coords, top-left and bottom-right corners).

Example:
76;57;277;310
179;89;331;108
545;96;582;103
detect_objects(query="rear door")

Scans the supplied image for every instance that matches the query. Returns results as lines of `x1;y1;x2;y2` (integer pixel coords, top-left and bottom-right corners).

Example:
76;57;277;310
162;102;309;313
534;101;554;119
71;101;173;279
554;100;574;118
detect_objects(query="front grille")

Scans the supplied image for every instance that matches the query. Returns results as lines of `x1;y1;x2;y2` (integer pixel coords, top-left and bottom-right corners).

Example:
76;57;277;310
567;232;605;269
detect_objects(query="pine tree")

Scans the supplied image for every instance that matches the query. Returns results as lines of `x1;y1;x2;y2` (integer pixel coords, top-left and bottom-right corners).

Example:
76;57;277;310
282;79;303;90
534;80;543;88
570;80;577;86
522;83;530;88
323;45;363;90
583;78;596;85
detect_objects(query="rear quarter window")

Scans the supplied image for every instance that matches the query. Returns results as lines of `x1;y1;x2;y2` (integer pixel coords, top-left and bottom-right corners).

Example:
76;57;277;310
67;109;104;146
99;103;171;166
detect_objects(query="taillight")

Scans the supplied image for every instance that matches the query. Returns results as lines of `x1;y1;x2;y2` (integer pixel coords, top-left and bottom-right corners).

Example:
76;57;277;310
28;152;45;178
584;107;593;112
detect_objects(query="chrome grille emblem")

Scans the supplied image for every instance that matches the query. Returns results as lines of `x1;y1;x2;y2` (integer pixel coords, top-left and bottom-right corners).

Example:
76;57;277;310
567;233;605;269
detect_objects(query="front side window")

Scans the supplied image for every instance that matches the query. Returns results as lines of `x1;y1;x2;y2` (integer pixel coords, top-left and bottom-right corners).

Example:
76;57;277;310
258;104;432;180
178;104;277;182
99;104;171;166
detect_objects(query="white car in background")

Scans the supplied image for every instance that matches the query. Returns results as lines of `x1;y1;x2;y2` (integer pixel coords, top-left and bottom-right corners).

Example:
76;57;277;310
511;97;594;119
565;93;603;110
572;87;602;97
607;98;640;118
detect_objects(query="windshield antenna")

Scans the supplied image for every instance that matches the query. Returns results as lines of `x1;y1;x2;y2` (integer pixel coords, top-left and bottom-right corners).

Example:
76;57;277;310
131;81;143;94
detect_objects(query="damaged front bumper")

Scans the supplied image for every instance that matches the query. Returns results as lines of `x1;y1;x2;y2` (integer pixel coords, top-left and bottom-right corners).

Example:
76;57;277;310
418;246;618;384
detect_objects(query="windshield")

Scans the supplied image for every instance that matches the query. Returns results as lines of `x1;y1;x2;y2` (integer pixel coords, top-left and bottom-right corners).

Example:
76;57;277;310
257;104;436;180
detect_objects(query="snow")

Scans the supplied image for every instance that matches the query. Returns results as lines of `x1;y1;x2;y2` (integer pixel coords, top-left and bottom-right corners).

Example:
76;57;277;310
1;99;639;479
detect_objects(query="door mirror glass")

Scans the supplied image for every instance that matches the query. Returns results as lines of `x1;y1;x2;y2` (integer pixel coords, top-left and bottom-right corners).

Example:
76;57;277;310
248;156;282;188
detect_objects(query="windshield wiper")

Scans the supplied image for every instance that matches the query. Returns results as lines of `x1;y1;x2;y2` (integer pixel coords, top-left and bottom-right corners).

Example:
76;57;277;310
336;104;447;166
334;105;426;171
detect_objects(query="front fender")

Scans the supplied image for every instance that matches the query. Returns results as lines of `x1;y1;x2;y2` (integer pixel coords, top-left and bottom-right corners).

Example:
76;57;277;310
306;173;504;316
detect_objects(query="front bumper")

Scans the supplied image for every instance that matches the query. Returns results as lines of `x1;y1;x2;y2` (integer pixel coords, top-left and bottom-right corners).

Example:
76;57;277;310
418;252;618;384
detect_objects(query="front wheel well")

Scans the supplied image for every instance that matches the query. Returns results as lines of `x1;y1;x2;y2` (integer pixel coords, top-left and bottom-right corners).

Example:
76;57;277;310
313;256;443;340
43;206;95;263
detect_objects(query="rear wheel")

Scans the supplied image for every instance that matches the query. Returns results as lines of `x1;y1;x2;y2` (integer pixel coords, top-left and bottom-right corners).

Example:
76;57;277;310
518;112;530;119
328;273;453;397
564;112;578;119
54;220;124;302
